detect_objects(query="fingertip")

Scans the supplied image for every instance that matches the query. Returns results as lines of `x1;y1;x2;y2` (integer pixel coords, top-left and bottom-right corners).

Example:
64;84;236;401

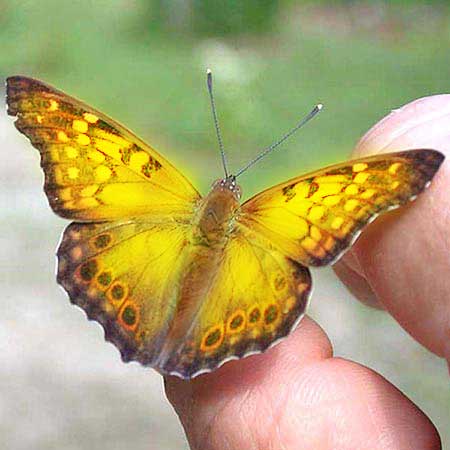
336;95;450;358
333;253;383;309
167;346;442;450
316;358;442;450
165;316;332;410
354;94;450;158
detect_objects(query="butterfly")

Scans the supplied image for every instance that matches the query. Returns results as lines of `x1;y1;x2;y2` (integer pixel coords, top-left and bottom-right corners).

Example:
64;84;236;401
6;75;444;379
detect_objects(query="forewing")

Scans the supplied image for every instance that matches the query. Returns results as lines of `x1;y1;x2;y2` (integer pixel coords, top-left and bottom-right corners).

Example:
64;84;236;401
57;220;190;365
238;149;444;266
159;231;312;378
6;76;200;221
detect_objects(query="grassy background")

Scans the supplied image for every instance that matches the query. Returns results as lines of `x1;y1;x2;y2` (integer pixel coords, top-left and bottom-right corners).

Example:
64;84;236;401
1;1;449;449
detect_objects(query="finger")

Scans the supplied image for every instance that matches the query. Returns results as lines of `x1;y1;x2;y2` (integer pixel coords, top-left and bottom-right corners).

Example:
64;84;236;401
165;317;333;432
333;249;382;309
334;95;450;360
165;317;440;450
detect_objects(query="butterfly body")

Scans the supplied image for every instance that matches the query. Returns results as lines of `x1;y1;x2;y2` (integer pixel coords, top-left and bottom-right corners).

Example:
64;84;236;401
6;76;444;378
193;177;241;245
153;178;244;372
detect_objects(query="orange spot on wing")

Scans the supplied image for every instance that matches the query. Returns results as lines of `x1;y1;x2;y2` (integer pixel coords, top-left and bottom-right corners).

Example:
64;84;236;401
310;225;322;241
297;282;309;294
57;130;69;142
354;172;369;184
83;112;99;123
200;324;225;352
273;274;287;291
76;134;91;146
323;236;335;251
67;167;79;179
301;236;318;251
65;146;78;158
90;232;112;250
226;310;246;334
360;188;376;199
87;150;105;163
77;259;100;283
344;199;359;212
59;187;72;201
389;162;402;175
345;184;359;195
95;165;112;182
48;99;59;111
247;304;262;326
72;119;88;133
70;246;83;261
81;185;99;198
95;270;113;289
308;206;325;221
353;162;368;172
107;281;128;304
77;197;99;208
331;217;344;230
118;301;140;331
323;195;341;206
263;304;279;326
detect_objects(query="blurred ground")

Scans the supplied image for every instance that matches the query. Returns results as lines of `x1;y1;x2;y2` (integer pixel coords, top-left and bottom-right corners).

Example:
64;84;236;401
1;1;449;449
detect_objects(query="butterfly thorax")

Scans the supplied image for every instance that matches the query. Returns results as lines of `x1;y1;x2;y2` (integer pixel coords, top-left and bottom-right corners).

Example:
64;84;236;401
192;177;241;246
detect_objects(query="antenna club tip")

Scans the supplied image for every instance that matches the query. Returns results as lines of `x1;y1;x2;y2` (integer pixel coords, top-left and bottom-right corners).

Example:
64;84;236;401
316;103;323;110
207;69;212;88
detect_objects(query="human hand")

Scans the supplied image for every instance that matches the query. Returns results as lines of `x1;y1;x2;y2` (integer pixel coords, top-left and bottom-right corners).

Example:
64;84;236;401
165;95;449;450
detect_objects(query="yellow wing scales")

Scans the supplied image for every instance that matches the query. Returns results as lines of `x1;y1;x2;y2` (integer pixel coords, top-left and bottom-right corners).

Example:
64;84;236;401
6;76;200;220
57;220;191;364
159;231;311;378
239;150;444;267
7;76;445;379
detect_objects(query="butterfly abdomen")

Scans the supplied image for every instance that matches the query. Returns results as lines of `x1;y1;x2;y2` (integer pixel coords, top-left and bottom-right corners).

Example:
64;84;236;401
154;239;224;369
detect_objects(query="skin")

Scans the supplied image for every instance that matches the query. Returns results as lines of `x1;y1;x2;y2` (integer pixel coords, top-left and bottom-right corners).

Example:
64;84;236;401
164;95;450;450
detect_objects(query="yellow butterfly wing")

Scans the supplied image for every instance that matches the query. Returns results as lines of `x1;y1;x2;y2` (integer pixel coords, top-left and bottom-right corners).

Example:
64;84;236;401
7;76;199;369
57;220;191;364
6;76;200;220
157;230;311;378
238;150;444;266
156;149;444;378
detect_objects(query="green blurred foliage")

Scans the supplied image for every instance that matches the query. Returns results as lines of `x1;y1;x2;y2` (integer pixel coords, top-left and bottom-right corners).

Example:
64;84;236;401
191;0;279;35
144;0;279;36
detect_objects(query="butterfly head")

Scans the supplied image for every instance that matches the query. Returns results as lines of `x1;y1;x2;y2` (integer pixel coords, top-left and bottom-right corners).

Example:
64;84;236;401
212;176;242;200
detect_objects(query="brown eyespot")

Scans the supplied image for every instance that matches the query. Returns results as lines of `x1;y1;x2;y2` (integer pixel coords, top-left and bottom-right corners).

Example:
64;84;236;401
247;306;261;325
79;259;98;282
96;271;112;288
92;233;112;249
264;304;279;325
227;310;246;334
200;324;224;351
119;301;139;331
107;281;128;303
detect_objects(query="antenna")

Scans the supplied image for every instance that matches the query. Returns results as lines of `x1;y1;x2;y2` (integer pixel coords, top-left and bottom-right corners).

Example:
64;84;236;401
234;104;323;178
207;69;229;178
